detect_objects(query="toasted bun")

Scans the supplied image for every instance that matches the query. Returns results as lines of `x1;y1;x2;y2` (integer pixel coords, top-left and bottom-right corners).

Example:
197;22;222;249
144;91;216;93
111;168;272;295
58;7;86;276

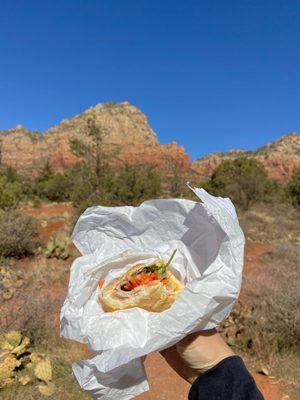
99;262;184;313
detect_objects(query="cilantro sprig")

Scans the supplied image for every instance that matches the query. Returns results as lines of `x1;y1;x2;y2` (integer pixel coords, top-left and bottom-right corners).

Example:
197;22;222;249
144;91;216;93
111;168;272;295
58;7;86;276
133;250;177;276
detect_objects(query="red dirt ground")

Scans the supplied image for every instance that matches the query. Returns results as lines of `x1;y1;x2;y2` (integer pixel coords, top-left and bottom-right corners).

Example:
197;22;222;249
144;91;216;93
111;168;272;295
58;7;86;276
39;220;66;244
22;202;73;218
243;241;272;275
22;202;74;244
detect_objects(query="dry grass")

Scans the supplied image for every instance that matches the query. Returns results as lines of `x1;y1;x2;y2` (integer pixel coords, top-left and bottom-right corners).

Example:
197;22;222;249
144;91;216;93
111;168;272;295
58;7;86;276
1;257;68;333
245;242;300;352
261;241;300;270
239;202;300;243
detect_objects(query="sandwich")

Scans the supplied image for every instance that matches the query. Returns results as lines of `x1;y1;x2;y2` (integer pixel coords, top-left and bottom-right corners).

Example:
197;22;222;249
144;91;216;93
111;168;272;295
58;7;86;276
98;250;184;313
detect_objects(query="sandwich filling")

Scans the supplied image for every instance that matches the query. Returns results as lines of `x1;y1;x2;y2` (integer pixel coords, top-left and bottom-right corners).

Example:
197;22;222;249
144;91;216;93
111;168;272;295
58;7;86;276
120;250;176;291
98;250;177;292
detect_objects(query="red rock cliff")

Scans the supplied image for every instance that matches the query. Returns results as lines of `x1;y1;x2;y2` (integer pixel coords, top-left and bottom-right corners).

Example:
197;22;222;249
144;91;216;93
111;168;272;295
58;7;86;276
0;102;190;175
1;103;299;183
191;133;300;184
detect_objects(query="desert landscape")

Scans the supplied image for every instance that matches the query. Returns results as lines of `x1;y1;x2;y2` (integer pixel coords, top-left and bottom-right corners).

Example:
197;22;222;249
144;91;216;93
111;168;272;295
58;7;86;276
0;103;299;399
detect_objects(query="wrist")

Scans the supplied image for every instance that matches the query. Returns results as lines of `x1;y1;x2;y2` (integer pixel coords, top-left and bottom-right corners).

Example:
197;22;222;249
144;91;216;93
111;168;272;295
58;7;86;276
176;330;234;375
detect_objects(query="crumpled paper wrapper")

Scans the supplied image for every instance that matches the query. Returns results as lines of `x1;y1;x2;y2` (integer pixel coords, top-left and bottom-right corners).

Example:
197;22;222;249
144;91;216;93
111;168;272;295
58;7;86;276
60;187;245;399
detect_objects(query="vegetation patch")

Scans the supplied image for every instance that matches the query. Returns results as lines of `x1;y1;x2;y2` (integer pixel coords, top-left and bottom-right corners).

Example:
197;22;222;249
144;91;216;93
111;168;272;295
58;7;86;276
0;265;24;301
203;158;286;210
0;331;54;396
0;211;40;258
45;233;70;260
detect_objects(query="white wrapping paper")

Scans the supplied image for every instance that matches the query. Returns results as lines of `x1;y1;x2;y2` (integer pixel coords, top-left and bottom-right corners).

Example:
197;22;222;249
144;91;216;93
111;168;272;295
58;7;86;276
60;187;245;399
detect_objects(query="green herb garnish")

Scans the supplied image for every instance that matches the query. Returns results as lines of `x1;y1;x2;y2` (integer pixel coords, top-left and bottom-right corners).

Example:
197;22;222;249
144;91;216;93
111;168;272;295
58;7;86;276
133;250;177;276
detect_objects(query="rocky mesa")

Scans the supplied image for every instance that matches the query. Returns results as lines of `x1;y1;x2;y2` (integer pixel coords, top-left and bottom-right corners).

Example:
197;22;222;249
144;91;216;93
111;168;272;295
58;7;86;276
0;102;190;175
0;102;299;183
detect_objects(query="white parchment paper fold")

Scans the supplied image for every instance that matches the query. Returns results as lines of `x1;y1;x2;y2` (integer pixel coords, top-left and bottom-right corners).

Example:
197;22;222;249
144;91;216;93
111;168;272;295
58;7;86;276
60;188;245;399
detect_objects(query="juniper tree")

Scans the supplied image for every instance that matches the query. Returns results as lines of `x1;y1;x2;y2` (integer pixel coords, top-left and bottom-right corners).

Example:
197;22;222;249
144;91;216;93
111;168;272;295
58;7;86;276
69;118;119;206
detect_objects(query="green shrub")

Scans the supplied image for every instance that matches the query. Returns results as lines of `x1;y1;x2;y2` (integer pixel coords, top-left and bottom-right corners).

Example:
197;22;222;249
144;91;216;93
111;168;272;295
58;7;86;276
167;160;188;198
0;166;30;209
71;162;161;211
34;162;74;202
0;210;40;258
69;163;116;207
287;168;300;207
204;158;282;209
35;173;73;202
115;164;161;204
0;177;22;209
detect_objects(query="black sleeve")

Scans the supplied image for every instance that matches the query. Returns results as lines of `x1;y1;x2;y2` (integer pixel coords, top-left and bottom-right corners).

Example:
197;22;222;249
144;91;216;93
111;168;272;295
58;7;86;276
188;355;264;400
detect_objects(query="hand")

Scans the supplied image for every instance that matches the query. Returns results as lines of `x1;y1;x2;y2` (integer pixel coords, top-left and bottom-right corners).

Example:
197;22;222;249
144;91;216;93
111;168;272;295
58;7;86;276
160;329;234;384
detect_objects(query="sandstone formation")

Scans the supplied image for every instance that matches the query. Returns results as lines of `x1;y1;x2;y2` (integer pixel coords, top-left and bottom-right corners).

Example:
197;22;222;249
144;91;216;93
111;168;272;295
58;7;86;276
191;133;300;183
0;102;190;175
0;102;299;183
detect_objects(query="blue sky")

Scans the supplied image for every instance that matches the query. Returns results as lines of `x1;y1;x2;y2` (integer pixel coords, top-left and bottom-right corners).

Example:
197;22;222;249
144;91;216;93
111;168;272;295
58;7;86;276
0;0;299;159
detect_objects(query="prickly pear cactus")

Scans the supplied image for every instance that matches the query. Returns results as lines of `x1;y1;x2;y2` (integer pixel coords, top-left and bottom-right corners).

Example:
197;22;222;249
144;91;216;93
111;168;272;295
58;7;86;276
34;359;52;382
0;331;54;396
45;233;70;260
0;331;22;350
0;266;24;301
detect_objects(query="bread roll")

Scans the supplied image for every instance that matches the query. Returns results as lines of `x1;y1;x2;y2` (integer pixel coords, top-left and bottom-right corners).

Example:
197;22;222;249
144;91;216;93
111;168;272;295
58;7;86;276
99;259;184;313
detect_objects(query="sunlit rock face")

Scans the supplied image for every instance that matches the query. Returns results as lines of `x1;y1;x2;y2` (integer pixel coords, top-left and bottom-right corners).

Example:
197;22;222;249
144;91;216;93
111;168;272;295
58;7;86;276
0;102;190;176
191;133;300;183
1;103;299;183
